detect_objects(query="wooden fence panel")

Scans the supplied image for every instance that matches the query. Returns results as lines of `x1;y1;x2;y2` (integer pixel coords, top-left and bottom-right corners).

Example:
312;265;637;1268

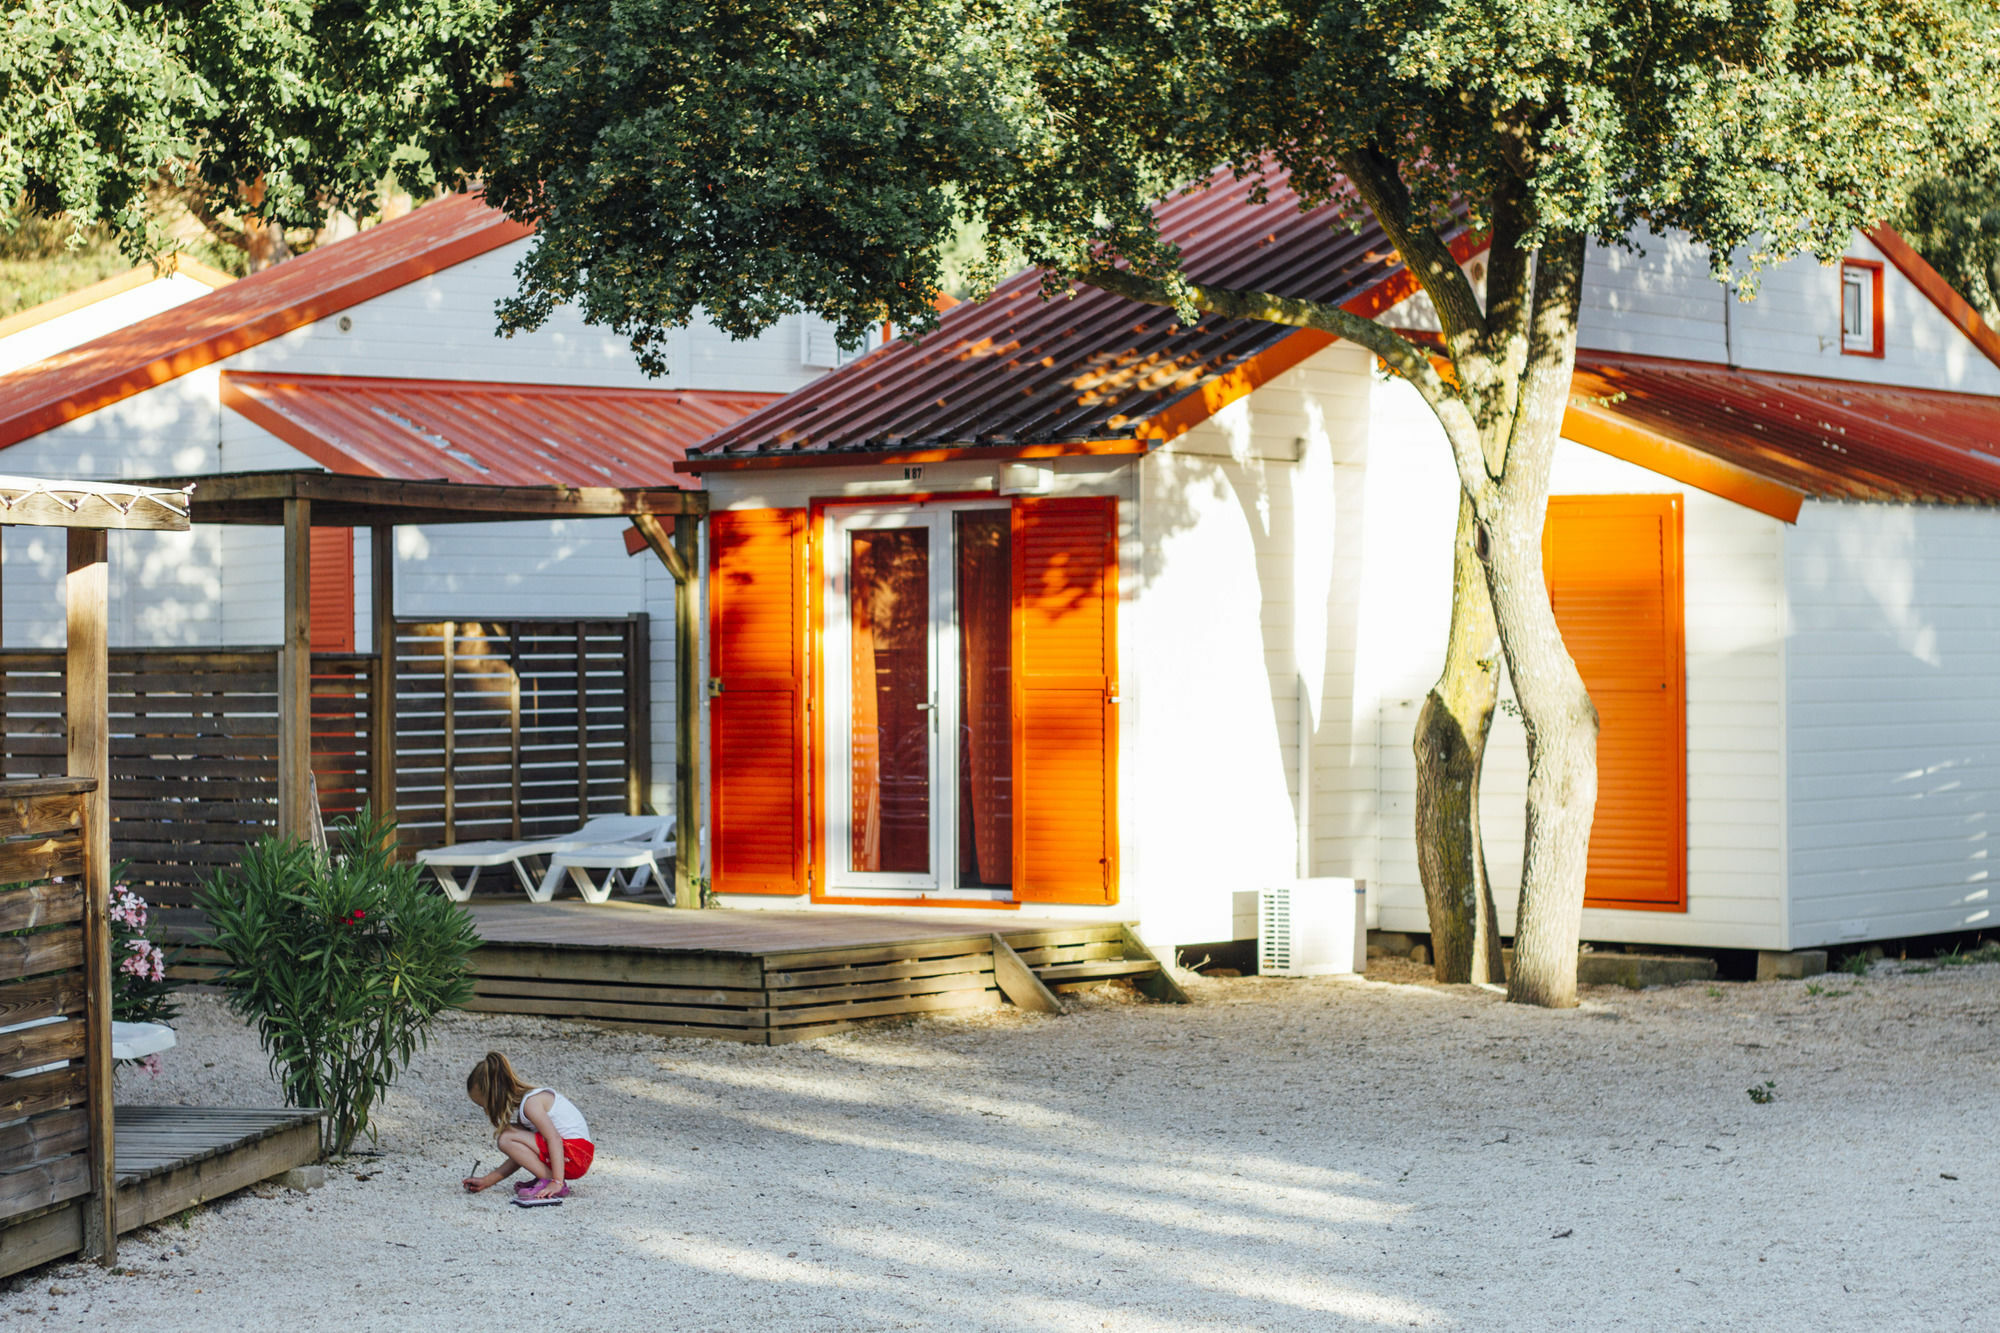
0;620;645;892
392;618;647;852
0;778;95;1230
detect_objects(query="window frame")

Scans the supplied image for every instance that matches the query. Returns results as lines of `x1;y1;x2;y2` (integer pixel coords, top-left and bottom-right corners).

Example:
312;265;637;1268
1840;258;1885;358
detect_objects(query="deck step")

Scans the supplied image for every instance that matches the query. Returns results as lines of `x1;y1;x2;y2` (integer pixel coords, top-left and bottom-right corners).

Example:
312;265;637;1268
1033;959;1162;986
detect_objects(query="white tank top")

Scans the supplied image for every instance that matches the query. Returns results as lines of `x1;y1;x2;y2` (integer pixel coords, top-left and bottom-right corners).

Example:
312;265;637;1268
514;1088;591;1144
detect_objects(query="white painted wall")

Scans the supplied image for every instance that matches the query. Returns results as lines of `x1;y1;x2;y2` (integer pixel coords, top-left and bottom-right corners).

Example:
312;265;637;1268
1574;228;2000;395
0;272;222;375
227;239;830;395
1785;503;2000;948
1133;343;1376;949
1363;375;1791;951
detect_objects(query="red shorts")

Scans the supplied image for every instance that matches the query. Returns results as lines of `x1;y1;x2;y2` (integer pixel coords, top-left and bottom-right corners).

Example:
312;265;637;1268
533;1134;594;1180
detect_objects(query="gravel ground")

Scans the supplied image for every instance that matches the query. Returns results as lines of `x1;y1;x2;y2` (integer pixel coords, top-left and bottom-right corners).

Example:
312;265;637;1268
9;957;1999;1331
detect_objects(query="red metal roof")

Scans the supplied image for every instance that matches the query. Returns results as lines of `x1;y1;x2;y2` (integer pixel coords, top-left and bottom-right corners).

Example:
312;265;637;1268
1572;352;2000;505
690;167;1447;464
221;372;775;489
0;193;529;450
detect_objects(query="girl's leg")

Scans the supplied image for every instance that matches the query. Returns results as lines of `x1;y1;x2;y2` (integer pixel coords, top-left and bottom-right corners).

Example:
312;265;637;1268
495;1127;549;1181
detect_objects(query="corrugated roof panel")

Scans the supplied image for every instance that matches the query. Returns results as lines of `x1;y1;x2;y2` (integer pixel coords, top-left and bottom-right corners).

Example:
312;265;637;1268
220;372;775;488
1574;353;2000;504
0;194;530;450
694;165;1421;459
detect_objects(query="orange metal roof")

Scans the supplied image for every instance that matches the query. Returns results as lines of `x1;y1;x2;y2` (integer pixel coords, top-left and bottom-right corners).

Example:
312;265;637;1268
688;167;1455;466
1571;351;2000;506
221;372;775;489
0;193;529;450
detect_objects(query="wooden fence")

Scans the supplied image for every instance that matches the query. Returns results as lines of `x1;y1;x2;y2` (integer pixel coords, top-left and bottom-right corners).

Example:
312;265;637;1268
0;617;647;906
391;618;649;851
0;777;111;1266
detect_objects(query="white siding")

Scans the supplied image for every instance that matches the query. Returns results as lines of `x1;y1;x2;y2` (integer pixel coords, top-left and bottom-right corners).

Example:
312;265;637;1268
1364;377;1791;950
1574;228;2000;396
1785;503;2000;948
1131;343;1375;949
227;240;826;395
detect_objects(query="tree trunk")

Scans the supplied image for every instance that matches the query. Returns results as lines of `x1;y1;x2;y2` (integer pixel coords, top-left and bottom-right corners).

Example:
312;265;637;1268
1481;233;1598;1008
1413;493;1504;984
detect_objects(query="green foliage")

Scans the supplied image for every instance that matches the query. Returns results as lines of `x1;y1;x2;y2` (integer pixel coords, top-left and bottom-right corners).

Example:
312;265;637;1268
198;812;476;1157
0;1;527;262
1837;951;1873;977
1747;1080;1776;1105
483;0;2000;364
1893;167;2000;322
1937;940;2000;968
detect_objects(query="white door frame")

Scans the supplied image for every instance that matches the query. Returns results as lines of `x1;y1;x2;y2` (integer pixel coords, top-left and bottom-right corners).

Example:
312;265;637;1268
823;500;1010;899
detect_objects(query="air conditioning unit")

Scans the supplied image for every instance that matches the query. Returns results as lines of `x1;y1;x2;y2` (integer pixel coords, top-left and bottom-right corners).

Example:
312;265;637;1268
1259;878;1367;977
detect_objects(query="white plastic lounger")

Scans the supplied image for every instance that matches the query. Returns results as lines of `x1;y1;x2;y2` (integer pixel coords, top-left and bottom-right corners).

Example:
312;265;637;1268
416;815;674;902
534;819;679;904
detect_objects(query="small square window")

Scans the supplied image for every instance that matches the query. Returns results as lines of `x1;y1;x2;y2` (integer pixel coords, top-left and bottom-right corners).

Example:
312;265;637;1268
1841;259;1884;357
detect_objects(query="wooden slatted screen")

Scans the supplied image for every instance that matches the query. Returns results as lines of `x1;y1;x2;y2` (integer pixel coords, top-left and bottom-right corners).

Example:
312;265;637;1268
391;617;649;852
707;508;808;895
1011;496;1119;904
1544;493;1687;911
0;779;95;1231
0;620;644;898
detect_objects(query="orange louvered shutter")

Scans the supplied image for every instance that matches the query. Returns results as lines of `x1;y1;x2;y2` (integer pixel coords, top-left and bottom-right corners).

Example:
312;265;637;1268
1012;496;1118;904
1544;494;1686;911
311;527;355;653
708;508;809;894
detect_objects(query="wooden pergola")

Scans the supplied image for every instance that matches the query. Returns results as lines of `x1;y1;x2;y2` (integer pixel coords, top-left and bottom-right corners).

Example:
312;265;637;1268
0;474;191;1266
141;469;709;910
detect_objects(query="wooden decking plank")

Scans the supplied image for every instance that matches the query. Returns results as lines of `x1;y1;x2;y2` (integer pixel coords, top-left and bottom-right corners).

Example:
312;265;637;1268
766;988;1001;1027
459;994;770;1028
767;970;994;1008
765;955;1000;989
471;977;767;1007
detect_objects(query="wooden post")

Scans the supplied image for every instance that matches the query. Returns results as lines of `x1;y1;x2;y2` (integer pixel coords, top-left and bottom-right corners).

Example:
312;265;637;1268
628;513;703;908
66;529;115;1265
279;499;312;841
368;526;397;838
626;613;651;817
673;514;702;911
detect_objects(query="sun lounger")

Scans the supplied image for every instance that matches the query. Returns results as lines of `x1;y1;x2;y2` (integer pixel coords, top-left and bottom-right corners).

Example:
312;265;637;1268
534;840;673;905
416;814;675;902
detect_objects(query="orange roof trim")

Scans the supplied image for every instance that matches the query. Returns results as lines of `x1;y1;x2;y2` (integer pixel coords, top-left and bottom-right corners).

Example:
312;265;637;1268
1867;225;2000;377
0;194;529;451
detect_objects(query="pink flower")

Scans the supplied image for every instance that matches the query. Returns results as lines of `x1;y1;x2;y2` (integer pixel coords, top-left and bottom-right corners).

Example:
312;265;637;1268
138;1054;162;1077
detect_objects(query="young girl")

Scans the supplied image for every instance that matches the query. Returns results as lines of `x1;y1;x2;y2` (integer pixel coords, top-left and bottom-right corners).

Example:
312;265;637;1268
460;1051;594;1201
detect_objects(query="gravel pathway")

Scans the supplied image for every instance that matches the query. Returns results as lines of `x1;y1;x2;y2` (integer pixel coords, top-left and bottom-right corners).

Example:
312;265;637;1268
9;958;1998;1331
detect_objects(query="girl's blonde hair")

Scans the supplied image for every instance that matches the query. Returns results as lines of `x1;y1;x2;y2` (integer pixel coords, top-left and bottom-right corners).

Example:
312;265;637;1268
466;1051;533;1131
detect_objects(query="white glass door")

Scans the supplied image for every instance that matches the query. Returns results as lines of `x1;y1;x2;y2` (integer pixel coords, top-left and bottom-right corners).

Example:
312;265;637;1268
826;503;1013;898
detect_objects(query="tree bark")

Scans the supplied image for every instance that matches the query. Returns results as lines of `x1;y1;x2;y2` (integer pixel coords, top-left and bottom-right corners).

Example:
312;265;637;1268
1480;233;1598;1008
1413;493;1504;984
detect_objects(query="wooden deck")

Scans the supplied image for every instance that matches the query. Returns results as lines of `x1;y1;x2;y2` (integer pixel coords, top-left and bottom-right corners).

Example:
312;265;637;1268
465;900;1171;1043
1;1106;320;1278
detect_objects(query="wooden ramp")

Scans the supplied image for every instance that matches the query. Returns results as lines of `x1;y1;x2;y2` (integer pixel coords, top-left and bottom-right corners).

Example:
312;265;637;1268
466;901;1185;1043
0;1106;319;1279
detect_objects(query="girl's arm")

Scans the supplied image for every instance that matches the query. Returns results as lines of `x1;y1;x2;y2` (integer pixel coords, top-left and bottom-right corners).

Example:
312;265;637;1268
522;1093;566;1196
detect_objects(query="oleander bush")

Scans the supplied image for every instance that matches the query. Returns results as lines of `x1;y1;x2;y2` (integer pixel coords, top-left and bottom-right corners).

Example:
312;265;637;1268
198;812;475;1156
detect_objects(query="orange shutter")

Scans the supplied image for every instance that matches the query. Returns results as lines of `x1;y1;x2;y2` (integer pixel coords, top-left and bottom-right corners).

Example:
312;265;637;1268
1012;496;1119;904
708;508;809;895
310;527;355;653
1544;494;1687;911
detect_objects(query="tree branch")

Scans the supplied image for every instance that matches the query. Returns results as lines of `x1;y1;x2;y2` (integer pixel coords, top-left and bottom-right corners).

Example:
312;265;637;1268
1338;148;1490;353
1076;265;1497;509
1499;229;1588;495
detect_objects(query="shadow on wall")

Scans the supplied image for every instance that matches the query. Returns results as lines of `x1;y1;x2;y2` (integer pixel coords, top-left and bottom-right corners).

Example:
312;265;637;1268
1786;505;1999;941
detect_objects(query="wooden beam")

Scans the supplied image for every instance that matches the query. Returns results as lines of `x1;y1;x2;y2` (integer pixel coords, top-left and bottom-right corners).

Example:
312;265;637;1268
628;514;688;584
64;528;114;1266
0;479;190;532
672;514;702;909
1117;925;1191;1004
368;525;396;837
278;499;312;841
150;470;706;523
989;935;1062;1013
